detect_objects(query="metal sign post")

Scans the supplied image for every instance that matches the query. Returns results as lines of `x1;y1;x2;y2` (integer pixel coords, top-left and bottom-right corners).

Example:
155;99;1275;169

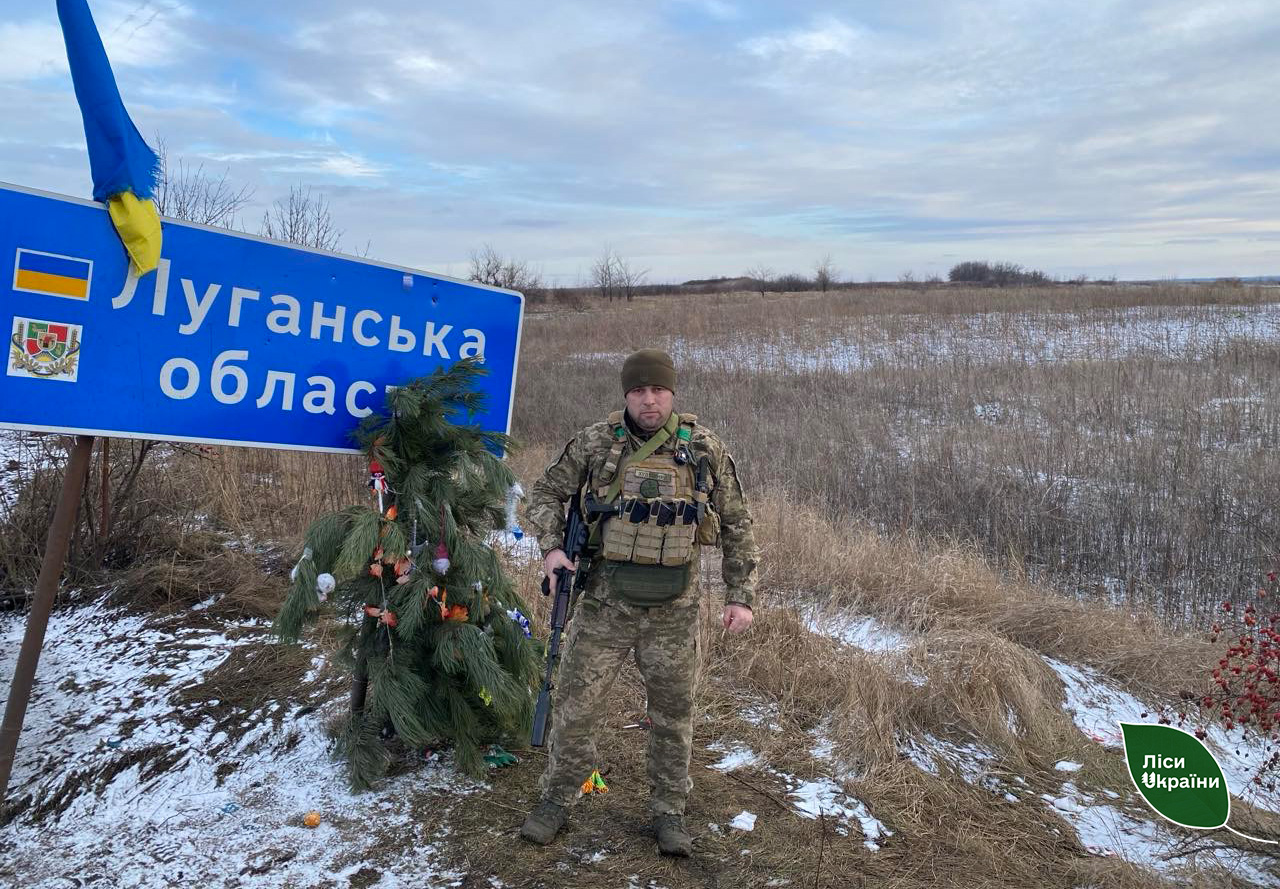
0;435;94;801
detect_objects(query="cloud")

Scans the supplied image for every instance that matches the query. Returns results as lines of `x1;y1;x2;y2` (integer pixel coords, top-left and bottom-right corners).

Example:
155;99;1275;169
3;0;1280;280
743;17;868;59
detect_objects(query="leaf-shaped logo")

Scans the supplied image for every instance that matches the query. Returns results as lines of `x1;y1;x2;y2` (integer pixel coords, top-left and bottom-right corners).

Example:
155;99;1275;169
1120;722;1229;829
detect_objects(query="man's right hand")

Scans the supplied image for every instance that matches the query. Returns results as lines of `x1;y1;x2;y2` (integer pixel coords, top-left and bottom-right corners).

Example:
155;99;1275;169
542;548;577;589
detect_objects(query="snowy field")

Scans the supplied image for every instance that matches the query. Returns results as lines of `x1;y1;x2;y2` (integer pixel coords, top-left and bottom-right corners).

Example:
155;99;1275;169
0;594;1275;886
574;301;1280;373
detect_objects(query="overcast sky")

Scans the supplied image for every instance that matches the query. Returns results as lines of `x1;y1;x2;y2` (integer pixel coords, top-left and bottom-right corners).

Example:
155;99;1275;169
3;0;1278;283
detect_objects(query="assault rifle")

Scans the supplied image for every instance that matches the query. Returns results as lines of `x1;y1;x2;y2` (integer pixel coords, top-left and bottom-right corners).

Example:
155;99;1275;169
530;491;618;747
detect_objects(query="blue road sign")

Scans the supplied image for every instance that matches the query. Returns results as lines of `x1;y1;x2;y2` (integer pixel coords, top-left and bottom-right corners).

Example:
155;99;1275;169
0;182;523;453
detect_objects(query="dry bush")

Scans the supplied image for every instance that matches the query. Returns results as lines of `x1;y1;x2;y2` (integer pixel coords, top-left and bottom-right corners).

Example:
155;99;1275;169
749;492;1215;698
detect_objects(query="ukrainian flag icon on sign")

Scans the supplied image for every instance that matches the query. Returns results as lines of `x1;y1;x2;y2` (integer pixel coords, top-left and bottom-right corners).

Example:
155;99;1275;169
12;249;93;301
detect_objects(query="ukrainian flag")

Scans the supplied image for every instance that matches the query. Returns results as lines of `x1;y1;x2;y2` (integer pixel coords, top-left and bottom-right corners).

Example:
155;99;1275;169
57;0;161;274
13;250;93;300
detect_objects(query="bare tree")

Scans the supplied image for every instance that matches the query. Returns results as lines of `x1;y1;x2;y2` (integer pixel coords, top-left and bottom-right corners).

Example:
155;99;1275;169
745;265;774;298
467;244;544;300
153;140;253;229
260;185;342;252
591;246;618;301
589;246;648;302
615;254;649;302
814;254;839;294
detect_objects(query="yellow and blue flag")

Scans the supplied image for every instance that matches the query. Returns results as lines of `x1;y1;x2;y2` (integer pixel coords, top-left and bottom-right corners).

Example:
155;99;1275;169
12;249;93;300
56;0;162;274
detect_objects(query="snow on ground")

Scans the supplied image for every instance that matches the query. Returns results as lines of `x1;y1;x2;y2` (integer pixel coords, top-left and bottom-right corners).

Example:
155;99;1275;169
780;774;893;851
1048;657;1280;815
486;529;541;564
1044;780;1277;887
801;606;912;655
0;597;478;888
706;742;760;772
793;601;1280;883
703;738;892;852
572;302;1280;375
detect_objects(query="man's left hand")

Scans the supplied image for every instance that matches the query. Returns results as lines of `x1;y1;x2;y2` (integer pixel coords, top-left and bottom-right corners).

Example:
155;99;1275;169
722;604;753;634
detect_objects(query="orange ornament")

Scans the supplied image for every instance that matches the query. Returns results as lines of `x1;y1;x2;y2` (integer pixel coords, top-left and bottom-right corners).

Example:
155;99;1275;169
369;563;383;578
363;604;398;627
444;604;470;622
303;811;321;828
394;557;411;576
385;504;398;520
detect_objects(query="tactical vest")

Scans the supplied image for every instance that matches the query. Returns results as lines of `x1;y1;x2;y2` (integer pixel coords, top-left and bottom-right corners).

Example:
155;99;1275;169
585;411;718;604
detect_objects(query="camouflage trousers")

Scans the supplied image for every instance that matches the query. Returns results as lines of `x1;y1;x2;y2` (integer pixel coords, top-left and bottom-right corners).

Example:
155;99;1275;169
538;563;701;815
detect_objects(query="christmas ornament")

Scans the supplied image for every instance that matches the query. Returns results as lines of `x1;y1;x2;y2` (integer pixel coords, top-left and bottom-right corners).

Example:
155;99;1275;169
507;608;532;638
428;585;447;619
478;687;494;706
581;769;609;794
290;546;314;582
315;573;335;602
433;502;451;573
303;811;322;828
444;604;469;622
364;604;398;627
433;540;451;575
369;459;388;512
369;562;384;578
505;483;524;540
385;504;398;520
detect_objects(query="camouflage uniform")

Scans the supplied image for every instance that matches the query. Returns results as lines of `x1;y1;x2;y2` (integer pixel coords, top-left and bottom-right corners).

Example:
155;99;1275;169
525;412;758;815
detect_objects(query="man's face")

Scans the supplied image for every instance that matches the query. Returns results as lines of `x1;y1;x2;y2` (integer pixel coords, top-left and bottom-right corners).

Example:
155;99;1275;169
625;385;674;432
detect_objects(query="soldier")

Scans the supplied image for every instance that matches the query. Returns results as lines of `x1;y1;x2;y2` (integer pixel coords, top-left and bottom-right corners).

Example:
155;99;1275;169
519;348;759;856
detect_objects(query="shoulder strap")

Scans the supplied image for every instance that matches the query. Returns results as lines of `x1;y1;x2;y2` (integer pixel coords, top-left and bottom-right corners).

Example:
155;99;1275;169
603;413;677;502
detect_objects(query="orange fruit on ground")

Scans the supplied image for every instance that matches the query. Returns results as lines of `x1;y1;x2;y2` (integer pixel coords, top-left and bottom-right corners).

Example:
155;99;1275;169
303;811;322;828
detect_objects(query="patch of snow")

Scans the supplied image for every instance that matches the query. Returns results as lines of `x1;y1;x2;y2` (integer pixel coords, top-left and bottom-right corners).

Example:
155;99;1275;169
900;733;1000;787
1047;657;1280;815
802;607;912;655
1046;780;1279;886
1056;760;1084;772
706;742;759;772
739;701;783;733
486;529;540;564
0;597;480;888
772;772;892;852
729;811;756;831
651;303;1280;375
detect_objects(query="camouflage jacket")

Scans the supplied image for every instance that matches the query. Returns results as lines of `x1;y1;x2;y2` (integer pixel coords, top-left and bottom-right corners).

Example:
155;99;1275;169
525;411;760;608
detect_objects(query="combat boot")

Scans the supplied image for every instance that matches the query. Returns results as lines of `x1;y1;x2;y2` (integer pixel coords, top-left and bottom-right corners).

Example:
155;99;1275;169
520;800;568;845
653;813;692;856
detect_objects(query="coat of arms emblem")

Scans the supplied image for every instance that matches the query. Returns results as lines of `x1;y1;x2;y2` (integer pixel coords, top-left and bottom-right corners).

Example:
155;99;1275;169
8;317;81;382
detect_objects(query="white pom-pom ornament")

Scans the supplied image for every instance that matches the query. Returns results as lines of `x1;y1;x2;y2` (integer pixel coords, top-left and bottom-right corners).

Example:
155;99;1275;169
316;573;336;601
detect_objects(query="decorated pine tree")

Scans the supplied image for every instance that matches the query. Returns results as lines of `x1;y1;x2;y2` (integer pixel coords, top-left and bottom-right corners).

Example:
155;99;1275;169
275;358;541;788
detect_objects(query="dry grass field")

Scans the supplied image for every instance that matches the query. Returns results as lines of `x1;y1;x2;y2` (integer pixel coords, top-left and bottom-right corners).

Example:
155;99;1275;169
4;282;1280;887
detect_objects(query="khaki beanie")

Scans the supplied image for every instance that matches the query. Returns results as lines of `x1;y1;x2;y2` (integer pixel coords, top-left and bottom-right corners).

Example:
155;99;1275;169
621;349;676;393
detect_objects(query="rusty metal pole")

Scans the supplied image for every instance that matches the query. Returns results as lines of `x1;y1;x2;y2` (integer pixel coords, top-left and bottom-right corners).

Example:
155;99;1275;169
0;434;95;805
